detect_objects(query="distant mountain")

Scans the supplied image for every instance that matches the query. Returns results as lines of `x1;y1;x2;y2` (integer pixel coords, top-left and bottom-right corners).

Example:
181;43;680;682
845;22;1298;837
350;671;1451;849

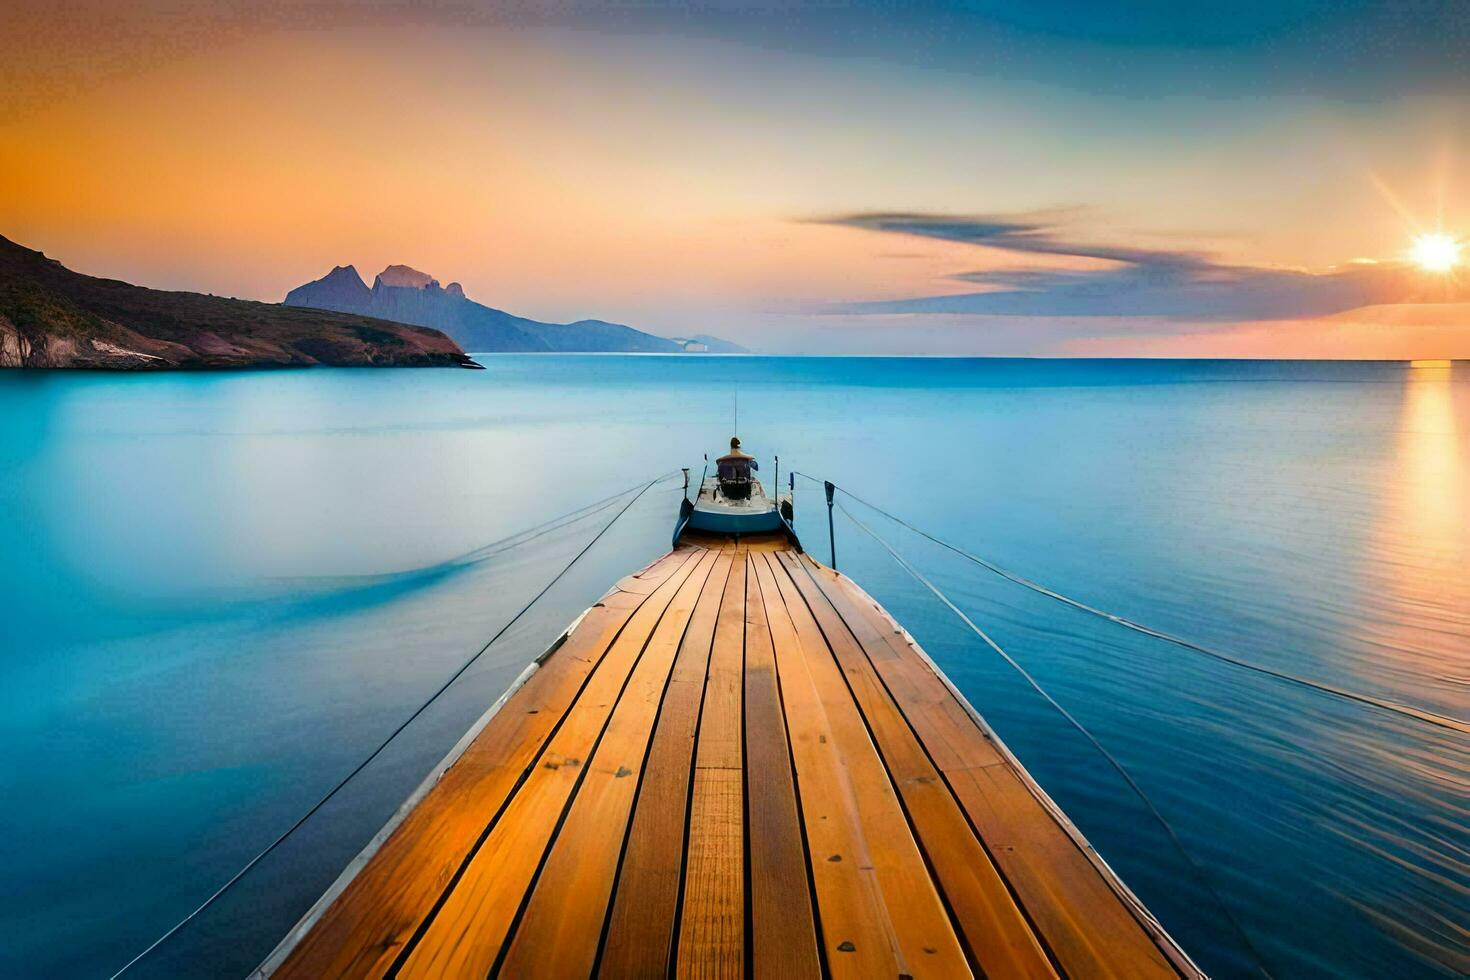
0;236;477;370
293;264;372;310
286;264;744;354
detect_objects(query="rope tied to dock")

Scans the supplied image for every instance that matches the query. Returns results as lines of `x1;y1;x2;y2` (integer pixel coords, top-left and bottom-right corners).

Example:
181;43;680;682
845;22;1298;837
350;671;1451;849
794;472;1468;736
109;472;678;979
790;471;1470;978
837;502;1274;978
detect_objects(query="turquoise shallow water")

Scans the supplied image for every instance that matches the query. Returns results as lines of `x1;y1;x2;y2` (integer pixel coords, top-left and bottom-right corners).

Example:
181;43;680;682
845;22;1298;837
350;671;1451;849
1;356;1466;978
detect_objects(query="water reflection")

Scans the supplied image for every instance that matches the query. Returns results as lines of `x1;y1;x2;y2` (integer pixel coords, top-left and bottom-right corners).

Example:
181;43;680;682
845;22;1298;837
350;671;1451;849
1323;362;1470;975
1361;362;1469;707
4;360;1470;978
1398;363;1463;559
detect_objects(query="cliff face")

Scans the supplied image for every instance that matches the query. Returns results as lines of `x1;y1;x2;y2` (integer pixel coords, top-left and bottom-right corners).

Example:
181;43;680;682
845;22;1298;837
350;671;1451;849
286;263;689;354
0;237;480;370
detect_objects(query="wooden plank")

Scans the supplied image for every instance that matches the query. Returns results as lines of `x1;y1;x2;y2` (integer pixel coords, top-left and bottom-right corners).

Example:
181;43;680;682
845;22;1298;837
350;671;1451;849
615;544;702;595
390;549;710;979
691;547;746;774
772;551;1055;978
597;551;731;978
675;554;748;980
741;554;823;980
795;556;1182;979
755;552;970;978
792;558;1004;774
675;769;743;980
497;549;722;976
946;765;1181;980
274;538;1192;980
273;547;696;979
679;529;790;553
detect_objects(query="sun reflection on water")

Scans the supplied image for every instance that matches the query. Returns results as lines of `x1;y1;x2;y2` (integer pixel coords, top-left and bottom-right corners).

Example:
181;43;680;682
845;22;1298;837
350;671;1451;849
1361;362;1469;700
1398;363;1463;557
1332;361;1470;973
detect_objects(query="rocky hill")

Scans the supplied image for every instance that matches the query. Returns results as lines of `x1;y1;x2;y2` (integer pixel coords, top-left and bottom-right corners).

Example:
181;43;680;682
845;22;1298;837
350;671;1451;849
287;264;744;354
0;236;478;370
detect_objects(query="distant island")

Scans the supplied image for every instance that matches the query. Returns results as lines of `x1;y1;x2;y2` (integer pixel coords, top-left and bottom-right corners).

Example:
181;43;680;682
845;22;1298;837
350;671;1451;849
0;235;478;370
0;233;750;371
285;264;747;354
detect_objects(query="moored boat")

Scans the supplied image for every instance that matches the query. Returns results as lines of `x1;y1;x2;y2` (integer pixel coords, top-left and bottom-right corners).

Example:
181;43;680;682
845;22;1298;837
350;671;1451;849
675;436;795;541
255;438;1200;978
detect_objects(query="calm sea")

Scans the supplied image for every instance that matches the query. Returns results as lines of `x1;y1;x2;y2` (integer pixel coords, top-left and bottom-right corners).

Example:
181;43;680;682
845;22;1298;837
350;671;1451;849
1;356;1465;978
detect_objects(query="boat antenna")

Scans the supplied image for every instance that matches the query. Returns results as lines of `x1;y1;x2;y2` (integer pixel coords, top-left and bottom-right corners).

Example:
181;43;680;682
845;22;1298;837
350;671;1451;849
733;388;738;438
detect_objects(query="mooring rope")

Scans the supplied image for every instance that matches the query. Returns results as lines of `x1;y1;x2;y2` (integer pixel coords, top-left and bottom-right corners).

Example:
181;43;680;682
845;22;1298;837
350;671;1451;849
795;473;1467;736
437;481;657;569
110;473;675;978
838;502;1274;977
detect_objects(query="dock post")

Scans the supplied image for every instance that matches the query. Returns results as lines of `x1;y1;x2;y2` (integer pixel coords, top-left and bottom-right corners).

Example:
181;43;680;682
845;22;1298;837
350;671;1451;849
825;480;836;569
682;467;690;499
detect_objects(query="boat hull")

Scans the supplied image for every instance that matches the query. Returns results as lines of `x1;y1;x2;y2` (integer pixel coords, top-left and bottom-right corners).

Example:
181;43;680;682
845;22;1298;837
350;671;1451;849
681;475;789;537
686;501;784;534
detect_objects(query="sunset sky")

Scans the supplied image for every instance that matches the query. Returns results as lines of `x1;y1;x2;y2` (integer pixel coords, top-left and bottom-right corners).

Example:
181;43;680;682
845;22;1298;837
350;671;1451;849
4;1;1470;355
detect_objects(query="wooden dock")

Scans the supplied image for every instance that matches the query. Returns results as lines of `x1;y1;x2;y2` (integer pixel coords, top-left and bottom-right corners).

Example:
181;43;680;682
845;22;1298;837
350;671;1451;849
258;534;1199;978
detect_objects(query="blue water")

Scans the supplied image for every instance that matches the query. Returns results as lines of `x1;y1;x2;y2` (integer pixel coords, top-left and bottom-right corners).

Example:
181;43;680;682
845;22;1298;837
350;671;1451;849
1;357;1465;978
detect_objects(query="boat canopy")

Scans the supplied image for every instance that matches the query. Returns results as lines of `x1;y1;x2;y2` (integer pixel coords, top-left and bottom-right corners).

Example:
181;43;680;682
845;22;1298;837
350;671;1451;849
716;436;758;499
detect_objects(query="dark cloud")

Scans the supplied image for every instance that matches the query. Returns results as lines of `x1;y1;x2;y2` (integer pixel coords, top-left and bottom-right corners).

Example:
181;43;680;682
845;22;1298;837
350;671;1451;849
819;211;1465;321
825;211;1209;269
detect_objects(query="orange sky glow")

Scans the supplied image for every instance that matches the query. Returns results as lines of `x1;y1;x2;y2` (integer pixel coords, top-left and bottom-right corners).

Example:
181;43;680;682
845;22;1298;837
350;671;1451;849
3;6;1468;356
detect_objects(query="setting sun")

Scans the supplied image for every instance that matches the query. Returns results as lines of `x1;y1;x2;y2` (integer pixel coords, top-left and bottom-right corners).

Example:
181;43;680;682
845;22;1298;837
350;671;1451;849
1410;232;1462;272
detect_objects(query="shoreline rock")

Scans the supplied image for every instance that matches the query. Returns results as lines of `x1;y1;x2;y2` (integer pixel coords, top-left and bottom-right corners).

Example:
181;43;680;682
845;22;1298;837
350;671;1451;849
0;235;481;371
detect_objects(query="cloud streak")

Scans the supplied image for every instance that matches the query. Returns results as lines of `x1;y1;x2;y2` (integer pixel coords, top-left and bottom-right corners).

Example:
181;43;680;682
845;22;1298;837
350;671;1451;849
819;211;1465;321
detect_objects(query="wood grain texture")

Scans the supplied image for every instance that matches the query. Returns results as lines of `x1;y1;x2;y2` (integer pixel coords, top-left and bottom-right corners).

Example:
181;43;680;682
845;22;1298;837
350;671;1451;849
599;551;733;978
796;554;1183;980
755;551;969;978
268;540;1195;980
497;549;720;977
393;550;708;979
674;553;748;980
740;554;823;980
774;550;1055;978
273;548;695;980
